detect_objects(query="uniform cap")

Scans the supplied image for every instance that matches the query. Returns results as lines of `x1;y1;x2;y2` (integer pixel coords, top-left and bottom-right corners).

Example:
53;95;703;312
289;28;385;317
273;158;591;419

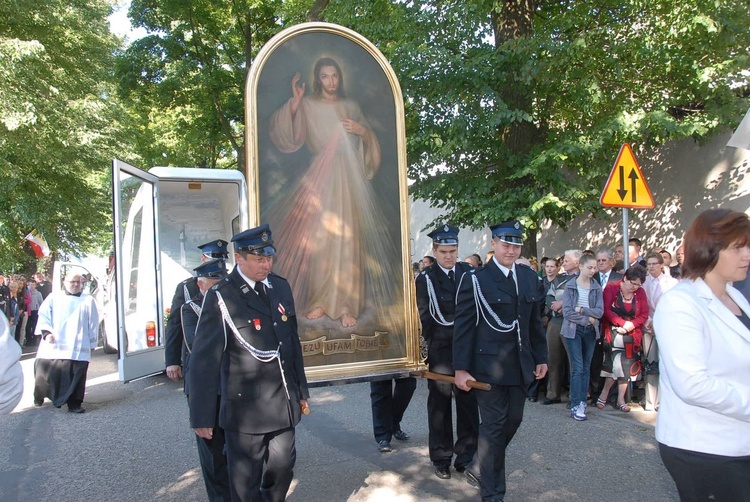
198;239;229;259
231;224;276;256
490;220;524;246
427;224;459;246
194;259;227;278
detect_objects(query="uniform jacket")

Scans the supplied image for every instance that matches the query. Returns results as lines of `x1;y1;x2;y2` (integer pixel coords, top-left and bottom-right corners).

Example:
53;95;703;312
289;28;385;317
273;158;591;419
654;278;750;456
164;278;200;368
561;277;604;339
188;268;309;434
415;261;472;374
176;290;203;396
453;260;548;386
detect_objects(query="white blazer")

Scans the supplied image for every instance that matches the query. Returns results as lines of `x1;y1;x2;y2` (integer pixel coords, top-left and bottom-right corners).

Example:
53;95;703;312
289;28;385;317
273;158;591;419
654;278;750;456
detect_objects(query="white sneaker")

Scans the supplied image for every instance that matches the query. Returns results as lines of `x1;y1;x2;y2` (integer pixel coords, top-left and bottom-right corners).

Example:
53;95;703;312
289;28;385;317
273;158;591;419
572;401;587;421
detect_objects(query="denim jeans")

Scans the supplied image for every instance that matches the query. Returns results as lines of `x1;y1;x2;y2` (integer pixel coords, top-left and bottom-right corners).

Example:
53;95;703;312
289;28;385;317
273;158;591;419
564;324;597;406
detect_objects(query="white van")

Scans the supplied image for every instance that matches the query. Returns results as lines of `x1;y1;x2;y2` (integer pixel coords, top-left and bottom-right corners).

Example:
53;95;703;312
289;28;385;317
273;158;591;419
112;160;248;381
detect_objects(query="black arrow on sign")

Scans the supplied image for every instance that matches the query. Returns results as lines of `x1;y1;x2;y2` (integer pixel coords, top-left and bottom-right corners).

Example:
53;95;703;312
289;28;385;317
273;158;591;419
628;168;639;202
617;165;627;200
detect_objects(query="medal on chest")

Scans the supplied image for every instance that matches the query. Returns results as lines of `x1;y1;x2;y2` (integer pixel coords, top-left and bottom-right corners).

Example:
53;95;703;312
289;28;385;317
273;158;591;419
278;303;287;322
252;318;261;331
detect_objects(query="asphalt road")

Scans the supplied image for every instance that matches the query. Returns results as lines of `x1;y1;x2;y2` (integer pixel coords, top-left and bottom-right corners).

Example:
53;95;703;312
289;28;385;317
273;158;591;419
0;348;679;501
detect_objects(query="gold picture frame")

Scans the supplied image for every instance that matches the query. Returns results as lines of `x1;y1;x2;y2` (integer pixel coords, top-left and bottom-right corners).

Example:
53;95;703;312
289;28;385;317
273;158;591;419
245;22;421;383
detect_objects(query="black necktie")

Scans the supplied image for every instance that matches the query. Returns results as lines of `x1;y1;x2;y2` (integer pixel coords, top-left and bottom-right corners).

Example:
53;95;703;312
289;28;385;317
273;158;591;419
507;270;514;282
254;281;269;306
448;270;455;283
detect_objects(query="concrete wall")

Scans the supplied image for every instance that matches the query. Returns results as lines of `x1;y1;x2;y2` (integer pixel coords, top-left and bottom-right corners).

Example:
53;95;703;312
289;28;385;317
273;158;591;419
409;197;491;265
409;133;750;264
537;133;750;260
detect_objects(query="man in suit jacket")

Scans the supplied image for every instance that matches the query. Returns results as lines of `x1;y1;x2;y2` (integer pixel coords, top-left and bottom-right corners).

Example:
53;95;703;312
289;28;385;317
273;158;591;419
189;224;310;502
415;225;478;480
454;221;548;502
592;249;623;399
594;249;623;288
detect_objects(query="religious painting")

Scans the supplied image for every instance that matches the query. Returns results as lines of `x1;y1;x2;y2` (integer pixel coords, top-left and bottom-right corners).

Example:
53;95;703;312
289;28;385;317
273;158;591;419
245;23;420;382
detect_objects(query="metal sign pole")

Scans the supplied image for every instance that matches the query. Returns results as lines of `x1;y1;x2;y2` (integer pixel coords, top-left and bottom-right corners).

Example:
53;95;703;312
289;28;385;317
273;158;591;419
622;208;629;271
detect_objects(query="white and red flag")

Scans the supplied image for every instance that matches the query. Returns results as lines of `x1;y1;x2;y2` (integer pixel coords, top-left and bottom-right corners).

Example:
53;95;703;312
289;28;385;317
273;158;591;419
25;230;50;258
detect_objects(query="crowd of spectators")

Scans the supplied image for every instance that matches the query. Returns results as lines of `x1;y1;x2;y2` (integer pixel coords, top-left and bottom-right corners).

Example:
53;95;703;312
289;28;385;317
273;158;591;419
0;271;52;348
415;237;687;416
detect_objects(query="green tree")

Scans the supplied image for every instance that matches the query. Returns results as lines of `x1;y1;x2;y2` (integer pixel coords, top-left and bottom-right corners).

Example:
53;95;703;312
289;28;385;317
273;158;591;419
0;0;126;268
115;0;313;171
114;0;749;258
324;0;749;255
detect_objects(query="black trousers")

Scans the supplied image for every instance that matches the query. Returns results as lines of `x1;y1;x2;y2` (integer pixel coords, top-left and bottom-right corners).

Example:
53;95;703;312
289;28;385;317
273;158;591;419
190;396;230;502
427;377;478;468
34;358;88;408
659;442;750;502
370;377;416;442
25;310;39;345
224;427;296;502
589;337;605;397
475;385;526;501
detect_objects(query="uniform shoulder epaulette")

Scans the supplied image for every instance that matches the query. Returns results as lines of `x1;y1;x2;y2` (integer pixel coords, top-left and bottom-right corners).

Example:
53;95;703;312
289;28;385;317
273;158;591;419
268;271;290;284
211;277;231;291
517;263;533;271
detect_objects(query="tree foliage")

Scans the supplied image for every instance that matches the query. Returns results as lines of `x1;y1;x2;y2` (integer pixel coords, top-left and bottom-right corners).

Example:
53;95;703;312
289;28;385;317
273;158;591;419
0;0;126;269
115;0;312;171
323;0;749;254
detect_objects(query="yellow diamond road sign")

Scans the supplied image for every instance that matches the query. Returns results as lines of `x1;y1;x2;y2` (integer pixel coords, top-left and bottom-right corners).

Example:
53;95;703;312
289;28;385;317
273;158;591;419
600;143;655;209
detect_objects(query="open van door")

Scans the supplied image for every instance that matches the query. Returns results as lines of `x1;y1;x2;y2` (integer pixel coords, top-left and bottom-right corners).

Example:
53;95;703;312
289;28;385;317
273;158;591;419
112;160;249;382
112;160;164;382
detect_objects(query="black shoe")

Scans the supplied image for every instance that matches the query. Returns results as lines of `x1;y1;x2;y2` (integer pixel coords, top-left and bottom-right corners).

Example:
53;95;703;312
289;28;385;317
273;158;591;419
454;465;466;473
68;407;85;414
540;398;561;405
33;399;43;407
527;397;538;402
433;465;451;479
465;469;480;489
393;429;410;441
377;440;392;453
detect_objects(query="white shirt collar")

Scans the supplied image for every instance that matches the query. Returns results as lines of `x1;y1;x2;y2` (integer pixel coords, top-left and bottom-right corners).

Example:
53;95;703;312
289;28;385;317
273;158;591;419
438;265;455;276
493;256;516;278
237;268;270;290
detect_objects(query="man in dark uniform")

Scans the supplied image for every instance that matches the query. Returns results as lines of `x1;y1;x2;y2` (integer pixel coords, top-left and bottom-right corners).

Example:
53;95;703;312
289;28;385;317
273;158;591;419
165;239;229;382
189;224;309;502
369;377;416;453
415;224;478;479
175;258;231;501
454;221;548;502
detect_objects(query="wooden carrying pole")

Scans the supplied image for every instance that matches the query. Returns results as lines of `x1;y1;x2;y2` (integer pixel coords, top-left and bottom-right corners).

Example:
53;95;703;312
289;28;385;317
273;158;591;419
410;370;492;391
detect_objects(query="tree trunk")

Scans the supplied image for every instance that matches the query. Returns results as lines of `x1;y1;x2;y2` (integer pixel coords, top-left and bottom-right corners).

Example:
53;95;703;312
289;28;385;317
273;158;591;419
307;0;330;21
490;0;538;155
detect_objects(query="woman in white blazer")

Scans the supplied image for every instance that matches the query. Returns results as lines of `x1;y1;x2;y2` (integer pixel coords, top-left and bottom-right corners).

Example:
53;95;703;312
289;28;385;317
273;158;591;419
654;209;750;502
